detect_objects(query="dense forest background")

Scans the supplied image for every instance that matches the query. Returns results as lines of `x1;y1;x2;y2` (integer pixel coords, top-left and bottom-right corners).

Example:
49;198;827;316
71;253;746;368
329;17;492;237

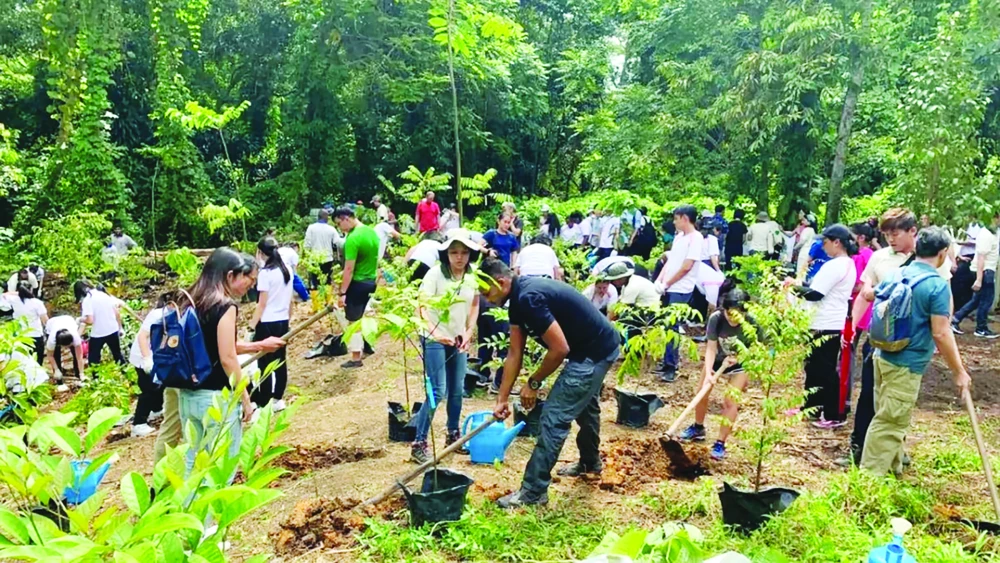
0;0;998;248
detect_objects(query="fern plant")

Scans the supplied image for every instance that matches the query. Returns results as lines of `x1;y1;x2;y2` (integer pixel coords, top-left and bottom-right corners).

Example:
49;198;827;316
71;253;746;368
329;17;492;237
459;168;512;207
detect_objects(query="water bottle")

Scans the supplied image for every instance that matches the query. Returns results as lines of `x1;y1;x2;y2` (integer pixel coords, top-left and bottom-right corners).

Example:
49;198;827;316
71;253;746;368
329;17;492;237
868;518;916;563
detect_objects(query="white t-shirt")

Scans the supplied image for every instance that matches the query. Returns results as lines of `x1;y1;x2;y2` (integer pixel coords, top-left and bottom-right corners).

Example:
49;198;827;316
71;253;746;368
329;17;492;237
580;219;592;241
515;244;560;278
377;203;390;223
599;217;620;249
560;224;584;245
419;267;478;340
973;228;999;273
278;247;299;272
582;284;619;311
304;222;342;262
129;308;165;368
2;350;48;392
45;315;82;350
7;272;38;293
374;222;398;261
807;256;857;331
441;210;461;232
81;290;121;338
659;230;704;295
619;275;661;308
257;267;293;323
747;222;776;253
702;235;721;262
6;296;46;337
410;240;441;268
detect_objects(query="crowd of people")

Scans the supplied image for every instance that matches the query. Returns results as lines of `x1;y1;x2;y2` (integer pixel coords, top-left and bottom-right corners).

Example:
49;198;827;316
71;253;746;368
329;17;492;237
0;194;988;512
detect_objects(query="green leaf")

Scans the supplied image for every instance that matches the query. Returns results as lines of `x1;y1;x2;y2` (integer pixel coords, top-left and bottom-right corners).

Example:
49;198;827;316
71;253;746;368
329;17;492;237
128;513;203;544
608;529;647;558
47;426;82;456
120;472;150;516
0;508;29;544
84;407;122;452
219;489;282;529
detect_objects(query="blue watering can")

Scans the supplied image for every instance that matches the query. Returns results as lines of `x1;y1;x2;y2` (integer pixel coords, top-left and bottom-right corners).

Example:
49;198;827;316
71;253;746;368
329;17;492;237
462;411;525;465
64;460;111;505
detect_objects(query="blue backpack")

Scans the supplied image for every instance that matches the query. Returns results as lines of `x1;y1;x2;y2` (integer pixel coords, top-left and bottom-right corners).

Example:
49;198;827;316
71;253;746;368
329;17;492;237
149;293;213;388
869;271;937;352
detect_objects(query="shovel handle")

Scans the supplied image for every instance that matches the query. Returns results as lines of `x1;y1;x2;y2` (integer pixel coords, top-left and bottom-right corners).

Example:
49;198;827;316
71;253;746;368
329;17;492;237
963;389;1000;522
664;362;730;438
240;305;335;369
361;415;498;508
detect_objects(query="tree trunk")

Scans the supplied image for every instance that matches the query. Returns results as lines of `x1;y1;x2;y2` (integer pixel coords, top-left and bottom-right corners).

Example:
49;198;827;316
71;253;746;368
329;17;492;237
758;153;770;212
825;0;871;224
446;0;463;224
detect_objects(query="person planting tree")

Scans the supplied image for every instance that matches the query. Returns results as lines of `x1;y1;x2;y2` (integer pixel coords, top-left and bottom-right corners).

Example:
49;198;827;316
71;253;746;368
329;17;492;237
677;288;756;459
481;258;620;508
861;227;971;475
410;230;480;463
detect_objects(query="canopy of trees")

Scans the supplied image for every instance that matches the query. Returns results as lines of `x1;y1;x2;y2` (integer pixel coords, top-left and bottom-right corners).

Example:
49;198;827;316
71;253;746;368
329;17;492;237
1;0;998;246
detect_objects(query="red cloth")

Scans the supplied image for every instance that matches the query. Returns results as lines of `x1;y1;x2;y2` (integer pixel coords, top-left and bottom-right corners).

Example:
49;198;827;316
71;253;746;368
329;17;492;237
416;200;440;233
838;316;854;418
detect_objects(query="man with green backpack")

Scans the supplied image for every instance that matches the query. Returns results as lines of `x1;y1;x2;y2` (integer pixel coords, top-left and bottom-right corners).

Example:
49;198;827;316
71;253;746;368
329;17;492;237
861;227;971;475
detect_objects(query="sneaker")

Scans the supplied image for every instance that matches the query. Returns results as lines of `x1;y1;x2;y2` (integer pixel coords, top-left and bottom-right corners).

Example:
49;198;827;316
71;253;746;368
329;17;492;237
678;423;706;442
497;489;548;509
56;384;69;393
951;323;964;335
657;368;677;383
131;423;156;438
273;399;287;412
902;452;912;467
341;359;364;369
445;430;466;454
975;329;1000;339
811;418;847;430
148;410;163;422
556;461;603;477
489;382;501;395
710;441;726;460
411;441;431;464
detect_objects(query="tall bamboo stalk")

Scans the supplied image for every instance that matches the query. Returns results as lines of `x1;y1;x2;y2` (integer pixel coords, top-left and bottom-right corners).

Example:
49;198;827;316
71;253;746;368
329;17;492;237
446;0;463;224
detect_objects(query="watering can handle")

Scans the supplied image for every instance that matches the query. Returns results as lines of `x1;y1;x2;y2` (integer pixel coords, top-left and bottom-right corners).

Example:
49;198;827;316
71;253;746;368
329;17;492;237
463;410;493;436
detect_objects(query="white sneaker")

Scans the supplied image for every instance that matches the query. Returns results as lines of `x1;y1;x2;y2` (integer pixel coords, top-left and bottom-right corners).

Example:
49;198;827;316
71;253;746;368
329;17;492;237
131;423;156;437
56;384;69;393
114;414;133;428
273;399;287;412
148;410;163;422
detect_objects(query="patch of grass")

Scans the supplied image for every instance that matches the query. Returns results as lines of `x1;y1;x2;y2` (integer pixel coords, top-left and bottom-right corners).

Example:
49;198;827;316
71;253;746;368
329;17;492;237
358;499;612;561
643;477;720;521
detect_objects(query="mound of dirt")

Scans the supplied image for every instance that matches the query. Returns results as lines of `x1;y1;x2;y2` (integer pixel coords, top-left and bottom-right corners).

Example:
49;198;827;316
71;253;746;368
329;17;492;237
599;435;711;493
274;496;405;554
278;444;387;477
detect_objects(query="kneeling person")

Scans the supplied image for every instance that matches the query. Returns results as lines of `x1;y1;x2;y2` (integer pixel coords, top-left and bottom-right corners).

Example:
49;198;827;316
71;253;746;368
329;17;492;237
482;259;620;508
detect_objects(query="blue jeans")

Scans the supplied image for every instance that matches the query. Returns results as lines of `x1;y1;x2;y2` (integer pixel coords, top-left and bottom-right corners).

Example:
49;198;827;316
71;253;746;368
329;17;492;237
521;348;619;498
178;389;242;478
954;269;995;332
412;338;467;442
661;291;693;371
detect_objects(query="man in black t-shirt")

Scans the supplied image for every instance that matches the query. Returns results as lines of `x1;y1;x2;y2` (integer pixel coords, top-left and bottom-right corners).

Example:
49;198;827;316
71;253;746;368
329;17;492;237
480;259;620;508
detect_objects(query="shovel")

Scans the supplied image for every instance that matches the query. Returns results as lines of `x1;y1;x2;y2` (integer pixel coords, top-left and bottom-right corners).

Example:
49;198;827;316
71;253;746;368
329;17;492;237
659;360;732;478
243;304;335;376
361;415;498;509
958;388;1000;534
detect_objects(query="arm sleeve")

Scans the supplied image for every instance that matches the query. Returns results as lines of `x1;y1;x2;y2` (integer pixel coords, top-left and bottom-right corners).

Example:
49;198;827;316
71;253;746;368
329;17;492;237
928;281;952;317
809;259;845;296
706;312;720;341
482;231;495;248
344;235;358;261
82;296;93;317
684;235;703;261
709;237;720;257
975;232;993;255
518;291;555;336
860;253;879;286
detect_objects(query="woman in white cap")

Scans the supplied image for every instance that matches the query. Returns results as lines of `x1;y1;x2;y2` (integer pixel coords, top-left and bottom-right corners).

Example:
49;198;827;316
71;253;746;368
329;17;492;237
410;229;481;463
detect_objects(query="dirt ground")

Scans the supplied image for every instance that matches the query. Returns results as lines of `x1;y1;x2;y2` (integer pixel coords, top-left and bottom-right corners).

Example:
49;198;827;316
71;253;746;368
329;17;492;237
86;300;1000;562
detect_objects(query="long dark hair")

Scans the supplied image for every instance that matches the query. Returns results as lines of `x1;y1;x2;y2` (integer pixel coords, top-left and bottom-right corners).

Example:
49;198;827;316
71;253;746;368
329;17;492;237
257;236;291;284
73;280;94;303
15;282;33;303
188;247;257;315
543;212;561;237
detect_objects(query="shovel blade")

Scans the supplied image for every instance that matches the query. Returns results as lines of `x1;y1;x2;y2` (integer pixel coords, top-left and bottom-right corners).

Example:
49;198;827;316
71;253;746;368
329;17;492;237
659;436;709;480
961;519;1000;534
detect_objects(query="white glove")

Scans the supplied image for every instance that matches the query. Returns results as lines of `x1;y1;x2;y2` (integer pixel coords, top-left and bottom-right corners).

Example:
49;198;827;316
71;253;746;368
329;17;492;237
53;369;63;382
141;356;154;373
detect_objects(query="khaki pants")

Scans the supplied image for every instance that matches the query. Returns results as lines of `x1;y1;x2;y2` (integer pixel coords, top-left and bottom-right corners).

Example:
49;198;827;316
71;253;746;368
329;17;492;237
860;356;922;475
153;388;182;464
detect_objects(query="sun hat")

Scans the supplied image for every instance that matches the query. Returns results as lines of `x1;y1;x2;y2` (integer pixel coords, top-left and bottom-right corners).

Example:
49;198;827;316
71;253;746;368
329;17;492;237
439;229;480;252
541;204;551;213
598;261;633;282
371;195;381;204
756;211;770;221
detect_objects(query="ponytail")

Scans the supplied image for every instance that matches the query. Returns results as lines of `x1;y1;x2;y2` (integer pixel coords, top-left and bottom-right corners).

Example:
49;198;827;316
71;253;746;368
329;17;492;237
16;282;32;302
257;236;291;284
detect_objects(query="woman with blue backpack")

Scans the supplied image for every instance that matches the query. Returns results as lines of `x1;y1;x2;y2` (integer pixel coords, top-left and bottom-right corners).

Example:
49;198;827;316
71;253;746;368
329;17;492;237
179;248;285;475
249;237;294;413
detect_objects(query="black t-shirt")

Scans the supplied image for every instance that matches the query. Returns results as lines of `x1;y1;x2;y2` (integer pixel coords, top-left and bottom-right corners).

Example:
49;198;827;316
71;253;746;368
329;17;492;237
706;310;757;367
199;301;237;390
507;277;619;362
725;221;748;257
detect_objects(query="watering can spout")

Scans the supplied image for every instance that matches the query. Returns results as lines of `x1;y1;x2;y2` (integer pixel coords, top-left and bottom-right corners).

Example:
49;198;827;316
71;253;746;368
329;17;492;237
501;422;526;449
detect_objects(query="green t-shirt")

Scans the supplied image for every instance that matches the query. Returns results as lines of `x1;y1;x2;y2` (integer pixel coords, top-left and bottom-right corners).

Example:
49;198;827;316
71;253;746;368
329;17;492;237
344;224;380;282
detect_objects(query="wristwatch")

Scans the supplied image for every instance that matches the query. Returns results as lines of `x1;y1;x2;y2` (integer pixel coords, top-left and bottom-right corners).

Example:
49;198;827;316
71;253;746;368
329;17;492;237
527;378;542;391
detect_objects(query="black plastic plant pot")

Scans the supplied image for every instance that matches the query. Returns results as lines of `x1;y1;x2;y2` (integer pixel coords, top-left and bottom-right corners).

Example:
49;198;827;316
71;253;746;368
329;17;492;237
30;500;70;533
718;482;800;533
614;390;665;428
403;468;474;527
514;400;545;437
464;368;484;396
387;401;423;443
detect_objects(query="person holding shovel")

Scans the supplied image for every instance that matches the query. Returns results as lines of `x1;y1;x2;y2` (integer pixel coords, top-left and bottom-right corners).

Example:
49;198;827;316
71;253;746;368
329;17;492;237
481;258;620;508
677;288;755;460
410;230;481;463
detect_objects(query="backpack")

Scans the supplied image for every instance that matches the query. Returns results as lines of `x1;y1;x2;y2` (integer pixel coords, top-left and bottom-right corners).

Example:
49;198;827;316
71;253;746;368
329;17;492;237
868;271;937;352
149;291;213;388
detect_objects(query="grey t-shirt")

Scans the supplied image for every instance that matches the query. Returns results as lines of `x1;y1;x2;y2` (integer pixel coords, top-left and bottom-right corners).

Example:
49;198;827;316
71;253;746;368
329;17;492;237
706;310;756;371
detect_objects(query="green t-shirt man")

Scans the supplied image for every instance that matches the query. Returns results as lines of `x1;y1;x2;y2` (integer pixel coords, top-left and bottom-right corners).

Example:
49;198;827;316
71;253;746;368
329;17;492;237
344;224;380;282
